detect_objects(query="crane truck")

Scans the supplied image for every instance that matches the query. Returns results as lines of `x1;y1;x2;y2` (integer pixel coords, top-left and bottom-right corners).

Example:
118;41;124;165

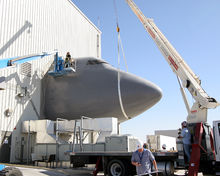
69;1;220;176
125;0;220;175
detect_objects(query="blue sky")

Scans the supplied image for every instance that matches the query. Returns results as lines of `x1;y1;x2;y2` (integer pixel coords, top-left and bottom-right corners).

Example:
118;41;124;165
72;0;220;141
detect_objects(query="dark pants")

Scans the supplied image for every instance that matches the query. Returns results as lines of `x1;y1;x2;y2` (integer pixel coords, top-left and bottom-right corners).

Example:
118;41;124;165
183;144;191;163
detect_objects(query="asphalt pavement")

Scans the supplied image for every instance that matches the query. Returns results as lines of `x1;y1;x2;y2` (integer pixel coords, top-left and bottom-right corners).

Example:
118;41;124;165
3;165;205;176
15;166;103;176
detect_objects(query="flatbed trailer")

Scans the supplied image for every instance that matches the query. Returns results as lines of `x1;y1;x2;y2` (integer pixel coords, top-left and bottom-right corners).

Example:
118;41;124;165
70;151;178;176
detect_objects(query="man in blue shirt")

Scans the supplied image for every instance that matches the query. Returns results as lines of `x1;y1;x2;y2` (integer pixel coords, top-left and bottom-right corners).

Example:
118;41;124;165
131;142;158;175
178;121;191;163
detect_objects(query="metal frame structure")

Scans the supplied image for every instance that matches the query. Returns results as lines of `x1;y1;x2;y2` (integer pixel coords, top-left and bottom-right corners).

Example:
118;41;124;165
72;116;100;152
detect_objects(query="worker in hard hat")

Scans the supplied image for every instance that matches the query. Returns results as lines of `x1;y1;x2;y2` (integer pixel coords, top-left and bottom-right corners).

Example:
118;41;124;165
162;144;167;151
178;121;191;163
65;52;71;68
131;141;158;175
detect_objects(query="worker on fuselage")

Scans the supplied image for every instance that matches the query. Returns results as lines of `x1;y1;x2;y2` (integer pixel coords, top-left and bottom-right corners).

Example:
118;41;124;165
65;52;75;69
65;52;71;68
131;141;158;175
178;121;191;163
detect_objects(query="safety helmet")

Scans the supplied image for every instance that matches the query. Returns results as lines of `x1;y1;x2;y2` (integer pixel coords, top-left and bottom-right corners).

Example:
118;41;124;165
136;140;143;150
162;144;166;149
181;121;187;127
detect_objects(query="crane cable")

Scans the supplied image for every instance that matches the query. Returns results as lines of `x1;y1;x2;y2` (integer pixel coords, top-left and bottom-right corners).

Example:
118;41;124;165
114;0;129;119
113;0;128;72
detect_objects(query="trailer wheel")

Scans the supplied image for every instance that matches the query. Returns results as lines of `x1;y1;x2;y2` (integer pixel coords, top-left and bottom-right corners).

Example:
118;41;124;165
107;159;127;176
2;167;23;176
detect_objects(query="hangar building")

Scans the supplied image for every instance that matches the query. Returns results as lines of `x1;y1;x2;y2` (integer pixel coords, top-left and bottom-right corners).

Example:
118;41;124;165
0;0;101;163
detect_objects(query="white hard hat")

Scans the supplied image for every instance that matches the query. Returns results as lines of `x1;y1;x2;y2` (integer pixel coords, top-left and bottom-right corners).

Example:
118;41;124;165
136;140;143;150
162;144;166;149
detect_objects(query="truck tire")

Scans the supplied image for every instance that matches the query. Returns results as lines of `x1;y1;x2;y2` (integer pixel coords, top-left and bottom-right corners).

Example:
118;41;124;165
2;167;23;176
107;159;127;176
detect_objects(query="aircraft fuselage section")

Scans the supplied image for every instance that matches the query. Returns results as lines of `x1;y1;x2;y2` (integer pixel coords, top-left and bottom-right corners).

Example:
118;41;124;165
42;57;162;123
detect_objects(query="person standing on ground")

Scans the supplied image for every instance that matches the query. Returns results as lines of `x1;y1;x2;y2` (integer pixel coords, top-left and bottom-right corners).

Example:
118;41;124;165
178;121;191;163
131;142;158;175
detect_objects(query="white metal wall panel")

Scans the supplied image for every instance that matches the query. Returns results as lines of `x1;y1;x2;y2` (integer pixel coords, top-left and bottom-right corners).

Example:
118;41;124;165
0;0;102;132
0;0;101;163
0;0;101;59
0;56;56;162
0;56;54;131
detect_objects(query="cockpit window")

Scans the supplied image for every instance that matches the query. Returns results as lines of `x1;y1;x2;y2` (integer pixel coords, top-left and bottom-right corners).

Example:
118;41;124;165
87;59;107;65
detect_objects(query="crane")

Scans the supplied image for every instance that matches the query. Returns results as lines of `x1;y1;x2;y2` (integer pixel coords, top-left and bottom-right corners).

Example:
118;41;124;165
125;0;220;175
125;0;219;124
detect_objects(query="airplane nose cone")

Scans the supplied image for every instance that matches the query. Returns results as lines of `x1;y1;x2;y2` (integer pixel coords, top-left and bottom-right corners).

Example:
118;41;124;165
119;72;162;120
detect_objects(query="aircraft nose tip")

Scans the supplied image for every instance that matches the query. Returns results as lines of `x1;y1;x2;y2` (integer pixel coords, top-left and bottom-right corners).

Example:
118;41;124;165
146;83;162;104
120;72;162;118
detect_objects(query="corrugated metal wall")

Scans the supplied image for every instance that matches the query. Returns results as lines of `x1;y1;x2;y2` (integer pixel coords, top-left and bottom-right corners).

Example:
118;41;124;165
0;57;53;131
0;0;101;59
0;0;101;162
0;56;54;162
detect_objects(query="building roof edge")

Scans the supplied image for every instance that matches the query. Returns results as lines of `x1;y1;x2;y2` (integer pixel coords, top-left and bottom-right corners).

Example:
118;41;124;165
67;0;102;34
